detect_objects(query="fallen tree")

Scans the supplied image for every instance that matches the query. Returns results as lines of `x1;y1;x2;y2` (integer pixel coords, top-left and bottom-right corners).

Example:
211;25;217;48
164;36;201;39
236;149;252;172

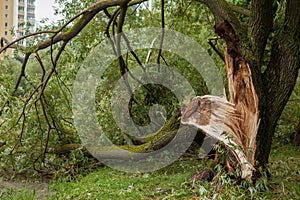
1;0;299;179
54;20;260;179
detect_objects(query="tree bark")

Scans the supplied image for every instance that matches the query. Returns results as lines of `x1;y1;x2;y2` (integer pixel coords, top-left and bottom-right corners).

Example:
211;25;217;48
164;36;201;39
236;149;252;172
196;0;300;171
255;0;300;167
181;20;260;179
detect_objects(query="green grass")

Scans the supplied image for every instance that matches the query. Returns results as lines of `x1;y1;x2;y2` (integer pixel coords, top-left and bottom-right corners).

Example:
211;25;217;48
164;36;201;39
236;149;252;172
48;159;201;200
0;188;36;200
1;144;299;200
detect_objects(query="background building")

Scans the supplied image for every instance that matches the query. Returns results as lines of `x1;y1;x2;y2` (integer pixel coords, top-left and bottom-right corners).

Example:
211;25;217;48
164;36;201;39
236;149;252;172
0;0;36;55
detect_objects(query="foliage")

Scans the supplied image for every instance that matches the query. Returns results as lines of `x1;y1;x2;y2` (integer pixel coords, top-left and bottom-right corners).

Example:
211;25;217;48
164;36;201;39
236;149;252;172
0;48;80;176
0;144;299;199
0;0;215;176
0;0;299;185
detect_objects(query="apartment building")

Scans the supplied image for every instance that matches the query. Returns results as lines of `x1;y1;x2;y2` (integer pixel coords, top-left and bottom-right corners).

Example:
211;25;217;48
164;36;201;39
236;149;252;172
0;0;36;55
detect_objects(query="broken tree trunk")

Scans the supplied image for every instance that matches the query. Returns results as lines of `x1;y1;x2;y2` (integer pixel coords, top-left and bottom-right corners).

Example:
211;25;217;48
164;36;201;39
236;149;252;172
181;20;260;179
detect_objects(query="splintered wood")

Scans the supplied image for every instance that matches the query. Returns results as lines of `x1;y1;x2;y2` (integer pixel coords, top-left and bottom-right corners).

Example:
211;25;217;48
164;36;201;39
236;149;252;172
181;20;260;179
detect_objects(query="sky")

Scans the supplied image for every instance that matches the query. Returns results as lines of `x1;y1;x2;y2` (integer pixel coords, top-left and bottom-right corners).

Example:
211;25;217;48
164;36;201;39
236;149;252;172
35;0;62;24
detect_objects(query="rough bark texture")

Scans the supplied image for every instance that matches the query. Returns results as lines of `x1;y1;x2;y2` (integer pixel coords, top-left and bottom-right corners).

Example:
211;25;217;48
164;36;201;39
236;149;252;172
196;0;300;172
255;0;300;167
181;20;260;179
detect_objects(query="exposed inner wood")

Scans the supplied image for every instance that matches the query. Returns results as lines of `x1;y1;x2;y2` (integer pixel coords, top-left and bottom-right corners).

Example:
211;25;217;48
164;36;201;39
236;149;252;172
181;20;260;179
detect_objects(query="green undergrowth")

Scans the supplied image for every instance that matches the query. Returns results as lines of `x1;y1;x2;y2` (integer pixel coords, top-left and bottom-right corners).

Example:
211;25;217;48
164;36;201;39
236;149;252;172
0;144;299;200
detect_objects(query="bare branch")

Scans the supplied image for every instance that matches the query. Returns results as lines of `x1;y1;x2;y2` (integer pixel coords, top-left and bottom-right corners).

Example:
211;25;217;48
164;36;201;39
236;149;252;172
103;8;112;18
117;3;129;76
121;34;145;71
39;42;68;97
23;0;148;53
157;0;165;71
105;8;120;55
207;36;224;62
0;37;25;52
0;31;55;53
145;38;157;64
34;52;46;83
14;53;31;92
105;7;145;71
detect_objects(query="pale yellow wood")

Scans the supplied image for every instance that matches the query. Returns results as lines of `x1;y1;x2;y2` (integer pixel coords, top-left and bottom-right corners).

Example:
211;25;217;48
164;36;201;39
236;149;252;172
181;20;260;179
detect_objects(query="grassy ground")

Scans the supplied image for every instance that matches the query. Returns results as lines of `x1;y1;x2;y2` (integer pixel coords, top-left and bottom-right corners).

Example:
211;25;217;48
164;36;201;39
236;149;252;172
0;143;299;200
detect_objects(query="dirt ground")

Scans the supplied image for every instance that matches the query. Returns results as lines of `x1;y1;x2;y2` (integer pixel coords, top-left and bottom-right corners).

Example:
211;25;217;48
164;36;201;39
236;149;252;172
0;178;52;199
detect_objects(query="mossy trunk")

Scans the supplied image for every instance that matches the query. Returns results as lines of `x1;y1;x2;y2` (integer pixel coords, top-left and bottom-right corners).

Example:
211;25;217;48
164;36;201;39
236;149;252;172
56;111;198;159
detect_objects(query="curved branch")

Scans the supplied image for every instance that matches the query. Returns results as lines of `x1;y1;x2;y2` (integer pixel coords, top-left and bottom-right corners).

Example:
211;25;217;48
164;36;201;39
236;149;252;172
207;36;224;62
1;0;150;173
0;31;55;53
0;37;10;47
157;0;165;71
23;0;148;53
14;53;31;92
2;0;149;101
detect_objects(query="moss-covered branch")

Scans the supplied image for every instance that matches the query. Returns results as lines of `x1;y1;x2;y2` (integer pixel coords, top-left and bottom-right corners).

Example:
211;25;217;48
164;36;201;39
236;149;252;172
55;111;192;159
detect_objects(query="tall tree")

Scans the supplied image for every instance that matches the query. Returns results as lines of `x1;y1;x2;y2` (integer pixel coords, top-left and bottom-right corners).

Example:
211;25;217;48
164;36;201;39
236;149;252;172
195;0;300;170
